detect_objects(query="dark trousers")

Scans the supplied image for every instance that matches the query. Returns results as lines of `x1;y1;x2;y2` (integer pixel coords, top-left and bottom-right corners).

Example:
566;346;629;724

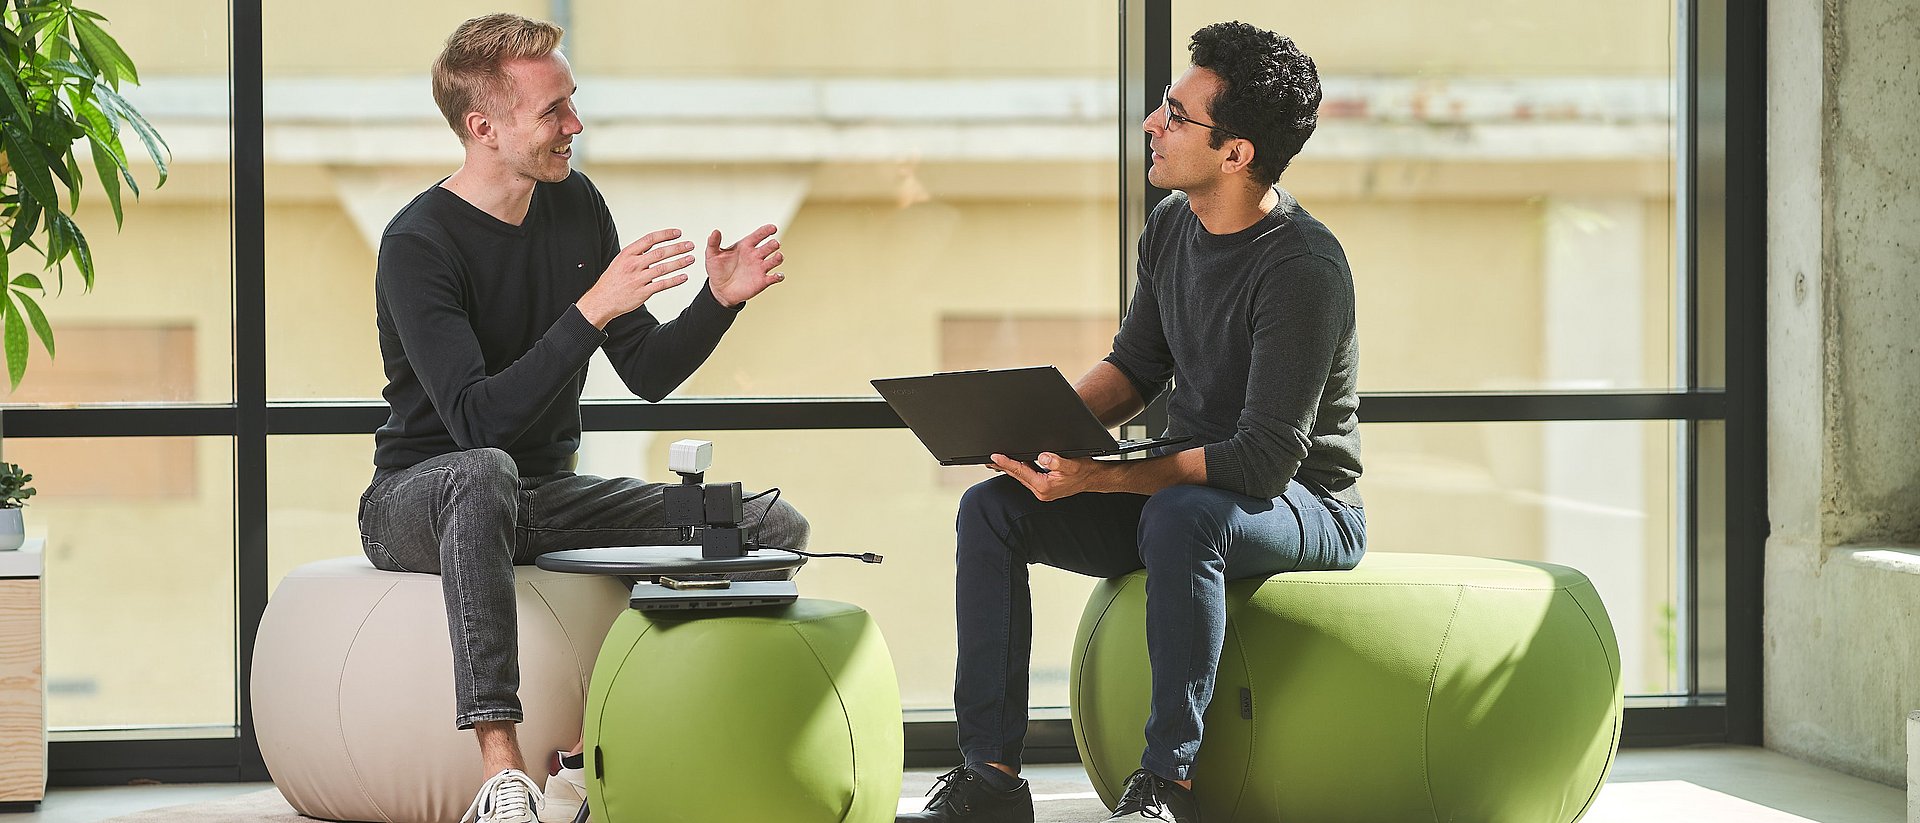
357;447;810;729
953;475;1365;780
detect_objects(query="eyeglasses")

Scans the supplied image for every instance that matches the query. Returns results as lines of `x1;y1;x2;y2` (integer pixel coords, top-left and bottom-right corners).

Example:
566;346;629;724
1161;85;1247;141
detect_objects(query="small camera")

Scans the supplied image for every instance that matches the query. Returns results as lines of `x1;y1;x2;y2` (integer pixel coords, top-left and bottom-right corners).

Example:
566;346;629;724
669;439;714;478
662;440;747;559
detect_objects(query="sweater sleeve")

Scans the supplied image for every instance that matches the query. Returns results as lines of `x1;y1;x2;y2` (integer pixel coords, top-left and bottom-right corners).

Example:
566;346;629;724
599;284;741;402
378;231;606;450
1202;254;1354;498
1103;211;1175;406
589;195;742;402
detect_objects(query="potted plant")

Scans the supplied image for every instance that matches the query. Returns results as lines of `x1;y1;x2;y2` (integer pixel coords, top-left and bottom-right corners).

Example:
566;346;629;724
0;460;32;550
2;0;169;389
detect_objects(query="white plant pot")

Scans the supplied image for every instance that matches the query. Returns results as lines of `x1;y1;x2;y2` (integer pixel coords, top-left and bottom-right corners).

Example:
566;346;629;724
0;507;22;551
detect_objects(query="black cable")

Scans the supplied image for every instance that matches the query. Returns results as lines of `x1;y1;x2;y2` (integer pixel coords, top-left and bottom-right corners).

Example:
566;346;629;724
744;488;881;563
749;542;884;565
747;487;781;546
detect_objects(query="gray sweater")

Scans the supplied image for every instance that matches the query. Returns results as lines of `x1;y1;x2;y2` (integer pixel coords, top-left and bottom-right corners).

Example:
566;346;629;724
1105;189;1363;504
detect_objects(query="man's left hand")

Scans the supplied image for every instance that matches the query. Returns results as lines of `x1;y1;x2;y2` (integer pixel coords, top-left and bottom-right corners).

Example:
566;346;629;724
705;224;786;308
991;452;1102;502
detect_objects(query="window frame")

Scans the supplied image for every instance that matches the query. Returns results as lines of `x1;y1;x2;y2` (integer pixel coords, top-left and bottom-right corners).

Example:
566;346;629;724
14;0;1763;783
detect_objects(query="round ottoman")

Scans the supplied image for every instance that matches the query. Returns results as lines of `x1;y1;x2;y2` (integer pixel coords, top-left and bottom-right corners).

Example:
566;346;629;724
1072;552;1622;823
252;556;629;823
584;599;902;823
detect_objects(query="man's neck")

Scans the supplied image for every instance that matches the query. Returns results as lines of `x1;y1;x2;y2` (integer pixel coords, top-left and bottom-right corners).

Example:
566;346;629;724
440;162;539;226
1184;183;1278;236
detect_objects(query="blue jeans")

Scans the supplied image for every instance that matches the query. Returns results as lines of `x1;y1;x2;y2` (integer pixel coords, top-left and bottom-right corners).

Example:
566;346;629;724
357;447;810;729
953;475;1365;781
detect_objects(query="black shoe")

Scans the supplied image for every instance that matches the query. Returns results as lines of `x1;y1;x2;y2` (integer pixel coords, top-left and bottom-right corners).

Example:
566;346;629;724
897;765;1035;822
1101;769;1201;822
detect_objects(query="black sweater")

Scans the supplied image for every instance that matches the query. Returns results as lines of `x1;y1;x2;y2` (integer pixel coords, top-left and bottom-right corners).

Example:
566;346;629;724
1106;190;1363;504
372;172;738;475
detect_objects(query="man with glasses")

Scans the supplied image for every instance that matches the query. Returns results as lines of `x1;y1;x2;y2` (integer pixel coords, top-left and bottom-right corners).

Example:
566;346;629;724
901;22;1364;823
361;13;808;823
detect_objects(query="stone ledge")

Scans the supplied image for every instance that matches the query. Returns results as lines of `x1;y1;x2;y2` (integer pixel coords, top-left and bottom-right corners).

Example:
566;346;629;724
1833;546;1920;575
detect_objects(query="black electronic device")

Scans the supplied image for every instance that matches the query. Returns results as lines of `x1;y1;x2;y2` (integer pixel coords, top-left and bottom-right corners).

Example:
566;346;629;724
628;579;798;611
872;366;1190;465
663;439;750;559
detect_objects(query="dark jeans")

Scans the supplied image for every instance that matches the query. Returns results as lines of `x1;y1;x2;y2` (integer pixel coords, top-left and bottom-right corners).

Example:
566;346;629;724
357;447;810;729
954;475;1365;781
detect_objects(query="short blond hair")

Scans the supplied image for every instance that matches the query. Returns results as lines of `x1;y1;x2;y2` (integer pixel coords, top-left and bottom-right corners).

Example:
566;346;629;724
431;13;565;143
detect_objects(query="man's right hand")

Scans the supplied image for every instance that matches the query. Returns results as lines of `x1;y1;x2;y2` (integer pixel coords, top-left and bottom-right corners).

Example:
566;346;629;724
576;228;698;329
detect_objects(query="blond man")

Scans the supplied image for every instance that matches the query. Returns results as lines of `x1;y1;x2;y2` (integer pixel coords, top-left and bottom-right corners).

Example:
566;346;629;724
358;14;807;823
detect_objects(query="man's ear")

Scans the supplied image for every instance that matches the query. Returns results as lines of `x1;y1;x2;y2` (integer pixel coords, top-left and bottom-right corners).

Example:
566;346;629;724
464;111;495;146
1221;140;1255;175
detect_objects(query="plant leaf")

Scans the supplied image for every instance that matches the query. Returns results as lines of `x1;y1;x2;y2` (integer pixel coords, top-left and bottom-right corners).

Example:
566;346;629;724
68;88;123;148
92;83;166;186
51;213;91;291
89;137;122;226
10;274;42;291
0;65;31;123
1;123;60;217
71;14;136;88
1;294;25;390
7;197;41;253
45;58;100;84
14;290;53;358
19;11;66;47
62;147;84;212
70;92;134;197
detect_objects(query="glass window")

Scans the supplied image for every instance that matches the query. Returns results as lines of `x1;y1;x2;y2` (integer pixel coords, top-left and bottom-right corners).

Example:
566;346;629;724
2;0;232;405
1359;420;1681;695
263;2;1121;401
267;435;376;590
10;436;238;732
1170;1;1680;392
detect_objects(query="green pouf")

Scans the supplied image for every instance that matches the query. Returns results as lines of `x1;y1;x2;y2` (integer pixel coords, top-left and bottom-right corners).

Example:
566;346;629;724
584;599;902;823
1072;553;1622;823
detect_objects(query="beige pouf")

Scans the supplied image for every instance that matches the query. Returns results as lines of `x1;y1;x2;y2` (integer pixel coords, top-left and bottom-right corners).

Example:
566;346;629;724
252;556;627;823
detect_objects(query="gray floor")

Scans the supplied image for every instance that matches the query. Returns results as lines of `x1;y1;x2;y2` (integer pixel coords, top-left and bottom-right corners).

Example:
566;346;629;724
4;745;1906;822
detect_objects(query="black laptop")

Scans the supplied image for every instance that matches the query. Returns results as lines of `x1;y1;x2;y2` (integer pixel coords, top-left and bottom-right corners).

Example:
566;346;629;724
872;366;1189;466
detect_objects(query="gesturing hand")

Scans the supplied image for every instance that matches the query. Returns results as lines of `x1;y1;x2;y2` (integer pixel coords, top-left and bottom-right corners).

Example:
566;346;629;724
577;228;697;329
704;224;786;308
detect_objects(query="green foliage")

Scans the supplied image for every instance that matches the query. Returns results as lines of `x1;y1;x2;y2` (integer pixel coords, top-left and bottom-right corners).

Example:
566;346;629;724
1;0;167;390
0;461;33;507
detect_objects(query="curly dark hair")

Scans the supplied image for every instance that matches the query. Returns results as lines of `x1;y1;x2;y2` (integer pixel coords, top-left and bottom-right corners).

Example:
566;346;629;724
1188;22;1323;188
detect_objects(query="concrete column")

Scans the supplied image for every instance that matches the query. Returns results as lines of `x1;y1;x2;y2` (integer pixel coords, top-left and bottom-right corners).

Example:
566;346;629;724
1766;0;1920;787
1909;710;1919;823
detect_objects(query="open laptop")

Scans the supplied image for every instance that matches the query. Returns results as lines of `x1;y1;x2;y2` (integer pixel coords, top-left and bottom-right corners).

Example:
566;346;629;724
872;366;1189;466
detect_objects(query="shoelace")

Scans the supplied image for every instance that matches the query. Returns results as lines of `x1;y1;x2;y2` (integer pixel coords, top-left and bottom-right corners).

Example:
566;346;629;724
921;765;977;813
1111;771;1172;820
462;768;545;823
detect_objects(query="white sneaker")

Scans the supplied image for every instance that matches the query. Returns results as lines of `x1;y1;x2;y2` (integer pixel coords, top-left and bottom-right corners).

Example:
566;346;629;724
463;768;545;823
538;766;588;823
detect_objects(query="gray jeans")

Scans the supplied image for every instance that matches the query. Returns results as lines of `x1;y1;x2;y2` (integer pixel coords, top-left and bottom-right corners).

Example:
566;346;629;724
356;447;811;729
